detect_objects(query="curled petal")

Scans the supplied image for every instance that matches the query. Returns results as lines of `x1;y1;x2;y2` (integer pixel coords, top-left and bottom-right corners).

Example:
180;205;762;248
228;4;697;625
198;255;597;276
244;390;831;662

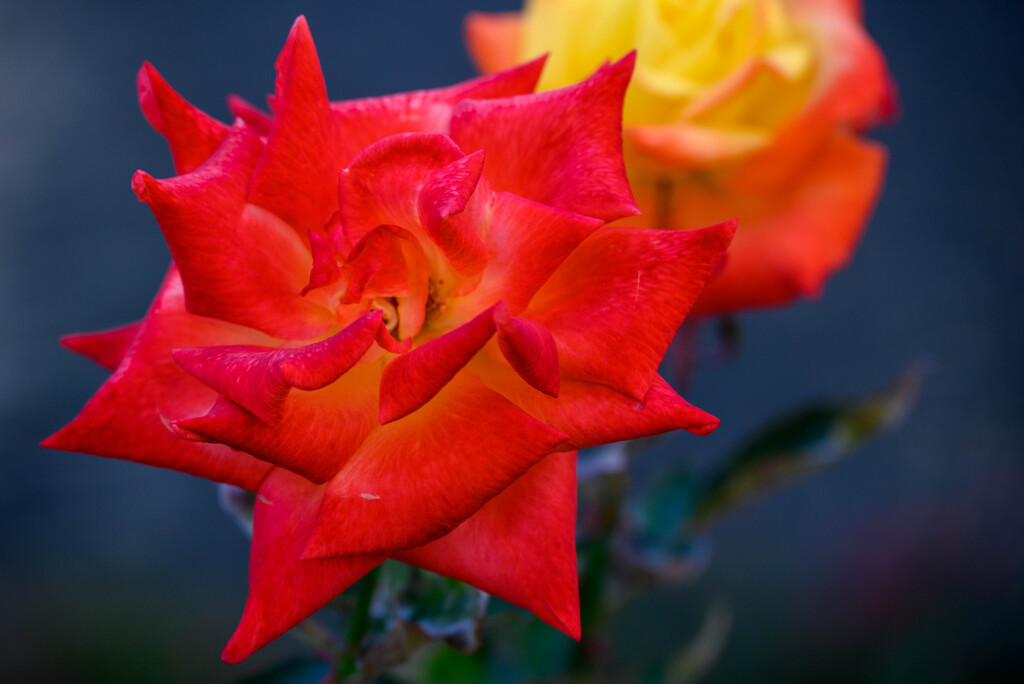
450;54;639;222
60;321;141;372
378;304;499;424
417;150;488;276
132;123;334;339
172;309;385;424
137;62;229;174
221;468;383;664
398;449;579;639
304;373;569;558
527;222;735;400
173;361;380;484
494;303;559;397
248;16;341;235
343;225;432;341
339;132;465;246
301;225;343;296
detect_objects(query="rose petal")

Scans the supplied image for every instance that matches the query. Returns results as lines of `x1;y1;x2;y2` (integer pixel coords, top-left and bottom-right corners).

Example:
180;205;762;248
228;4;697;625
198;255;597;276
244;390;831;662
417;150;488;276
136;62;229;174
329;57;546;166
132;123;334;339
687;134;887;315
248;16;341;236
173;359;380;485
60;321;141;372
480;361;719;449
172;309;384;424
526;222;735;400
463;11;525;75
493;303;559;397
397;449;579;639
221;468;384;664
442;191;604;321
303;373;569;558
450;54;639;222
226;94;273;135
42;267;273;490
378;304;499;424
339;132;465;247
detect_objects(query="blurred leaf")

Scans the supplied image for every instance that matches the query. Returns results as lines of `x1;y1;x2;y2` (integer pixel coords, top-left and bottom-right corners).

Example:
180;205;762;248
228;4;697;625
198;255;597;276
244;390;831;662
388;567;489;652
358;564;490;676
661;602;732;684
421;646;489;684
235;658;331;684
619;470;712;584
690;365;922;531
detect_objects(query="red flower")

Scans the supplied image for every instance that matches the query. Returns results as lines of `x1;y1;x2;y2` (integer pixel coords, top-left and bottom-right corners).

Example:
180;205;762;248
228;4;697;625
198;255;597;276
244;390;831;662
44;17;733;662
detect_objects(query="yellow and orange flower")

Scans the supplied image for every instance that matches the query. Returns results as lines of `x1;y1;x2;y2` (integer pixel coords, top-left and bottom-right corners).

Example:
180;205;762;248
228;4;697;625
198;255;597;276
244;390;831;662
467;0;895;314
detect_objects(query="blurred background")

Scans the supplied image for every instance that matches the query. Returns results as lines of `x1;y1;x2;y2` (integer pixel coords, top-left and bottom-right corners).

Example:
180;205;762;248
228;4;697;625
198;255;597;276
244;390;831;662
2;0;1021;681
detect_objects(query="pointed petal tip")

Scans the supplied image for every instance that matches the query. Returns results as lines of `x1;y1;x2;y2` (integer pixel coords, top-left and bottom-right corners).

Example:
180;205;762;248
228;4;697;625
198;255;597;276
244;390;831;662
168;419;214;443
39;432;62;450
131;170;155;201
220;636;249;665
689;414;721;436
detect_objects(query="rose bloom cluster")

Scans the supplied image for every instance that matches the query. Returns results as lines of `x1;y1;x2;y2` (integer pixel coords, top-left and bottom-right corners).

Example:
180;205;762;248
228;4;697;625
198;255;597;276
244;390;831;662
467;0;895;314
45;18;733;662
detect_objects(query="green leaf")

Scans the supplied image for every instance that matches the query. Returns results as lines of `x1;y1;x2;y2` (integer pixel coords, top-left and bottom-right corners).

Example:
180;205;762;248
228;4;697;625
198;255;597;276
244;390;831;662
356;564;491;676
690;365;922;531
620;470;712;583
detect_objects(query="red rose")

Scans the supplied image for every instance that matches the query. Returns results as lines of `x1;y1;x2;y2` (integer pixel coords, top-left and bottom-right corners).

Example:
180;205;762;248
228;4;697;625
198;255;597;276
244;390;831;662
44;17;733;662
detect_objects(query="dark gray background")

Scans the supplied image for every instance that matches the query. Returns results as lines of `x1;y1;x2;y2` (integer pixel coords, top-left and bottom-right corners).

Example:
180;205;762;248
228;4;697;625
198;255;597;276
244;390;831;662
2;1;1022;681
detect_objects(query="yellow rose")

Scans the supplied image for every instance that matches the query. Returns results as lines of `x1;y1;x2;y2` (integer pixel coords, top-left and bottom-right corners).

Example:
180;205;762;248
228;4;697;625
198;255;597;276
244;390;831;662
466;0;895;313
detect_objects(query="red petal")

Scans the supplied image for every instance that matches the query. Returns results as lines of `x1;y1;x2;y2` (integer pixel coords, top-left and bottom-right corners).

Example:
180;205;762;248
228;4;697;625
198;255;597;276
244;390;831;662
248;16;341;236
328;57;545;167
136;62;229;174
342;225;432;341
525;222;735;400
172;309;384;424
443;191;604;321
41;267;273;490
417;150;489;276
226;94;273;135
450;54;639;222
482;362;719;449
60;322;141;372
398;449;580;639
303;373;569;558
494;303;559;397
221;468;383;664
173;360;380;485
378;305;499;424
132;124;334;339
301;226;343;296
338;132;464;247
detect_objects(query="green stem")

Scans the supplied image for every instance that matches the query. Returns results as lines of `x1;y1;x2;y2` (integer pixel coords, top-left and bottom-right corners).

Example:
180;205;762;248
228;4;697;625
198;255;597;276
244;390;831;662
336;566;381;677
